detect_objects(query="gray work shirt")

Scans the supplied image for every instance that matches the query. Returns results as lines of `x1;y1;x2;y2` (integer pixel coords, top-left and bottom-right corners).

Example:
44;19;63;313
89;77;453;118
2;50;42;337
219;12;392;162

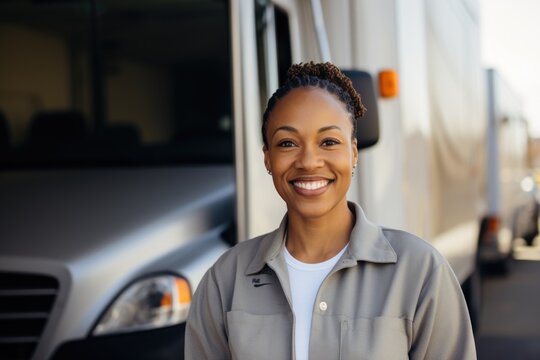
185;202;477;359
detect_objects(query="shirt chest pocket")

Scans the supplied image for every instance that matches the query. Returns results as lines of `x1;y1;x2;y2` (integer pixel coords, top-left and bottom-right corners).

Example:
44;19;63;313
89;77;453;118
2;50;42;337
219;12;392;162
226;310;292;360
340;317;411;360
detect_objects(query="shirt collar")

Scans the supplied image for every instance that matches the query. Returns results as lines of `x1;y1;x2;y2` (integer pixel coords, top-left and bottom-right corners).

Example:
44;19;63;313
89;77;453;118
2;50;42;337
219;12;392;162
245;201;397;275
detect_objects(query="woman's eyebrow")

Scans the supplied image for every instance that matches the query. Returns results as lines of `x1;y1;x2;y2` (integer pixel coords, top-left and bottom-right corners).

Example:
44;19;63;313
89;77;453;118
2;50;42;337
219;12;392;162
318;125;343;133
272;126;298;137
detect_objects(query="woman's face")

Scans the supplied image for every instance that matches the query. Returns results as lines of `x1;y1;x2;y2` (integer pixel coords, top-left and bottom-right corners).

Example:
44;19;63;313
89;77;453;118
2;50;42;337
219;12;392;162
264;86;358;219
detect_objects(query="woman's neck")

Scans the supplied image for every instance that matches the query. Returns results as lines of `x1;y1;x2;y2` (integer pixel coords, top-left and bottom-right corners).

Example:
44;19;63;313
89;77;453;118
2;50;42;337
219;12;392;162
285;201;355;263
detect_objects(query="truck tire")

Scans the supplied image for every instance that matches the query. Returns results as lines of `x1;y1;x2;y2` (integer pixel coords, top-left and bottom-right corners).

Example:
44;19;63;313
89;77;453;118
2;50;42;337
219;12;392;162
516;201;540;246
524;233;536;247
462;264;482;333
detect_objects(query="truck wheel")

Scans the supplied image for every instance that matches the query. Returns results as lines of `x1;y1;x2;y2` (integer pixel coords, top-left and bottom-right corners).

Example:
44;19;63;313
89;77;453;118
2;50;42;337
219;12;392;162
524;234;536;247
462;265;482;332
523;202;539;246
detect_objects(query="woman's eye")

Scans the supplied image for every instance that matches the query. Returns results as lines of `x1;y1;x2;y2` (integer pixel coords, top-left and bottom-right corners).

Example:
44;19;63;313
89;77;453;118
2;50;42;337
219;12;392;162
322;138;340;146
277;140;296;147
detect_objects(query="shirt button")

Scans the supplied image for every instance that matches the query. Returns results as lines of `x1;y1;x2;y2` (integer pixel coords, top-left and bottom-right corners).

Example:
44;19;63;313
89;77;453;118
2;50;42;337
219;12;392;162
319;301;328;311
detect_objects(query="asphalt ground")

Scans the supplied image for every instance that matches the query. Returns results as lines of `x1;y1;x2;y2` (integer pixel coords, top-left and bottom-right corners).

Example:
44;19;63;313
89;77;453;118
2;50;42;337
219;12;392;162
476;239;540;359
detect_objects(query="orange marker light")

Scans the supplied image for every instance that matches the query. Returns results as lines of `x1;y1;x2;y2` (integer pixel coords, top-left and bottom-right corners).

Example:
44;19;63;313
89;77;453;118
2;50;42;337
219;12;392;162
378;69;399;98
487;216;501;233
175;278;192;304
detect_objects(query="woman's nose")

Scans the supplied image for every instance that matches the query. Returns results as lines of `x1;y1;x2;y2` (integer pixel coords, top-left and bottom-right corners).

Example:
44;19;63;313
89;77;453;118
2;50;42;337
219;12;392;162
295;145;324;170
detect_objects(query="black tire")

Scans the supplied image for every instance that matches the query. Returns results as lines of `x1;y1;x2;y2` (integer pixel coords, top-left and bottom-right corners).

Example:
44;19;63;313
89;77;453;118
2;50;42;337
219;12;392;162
462;264;482;333
524;233;536;246
521;201;539;246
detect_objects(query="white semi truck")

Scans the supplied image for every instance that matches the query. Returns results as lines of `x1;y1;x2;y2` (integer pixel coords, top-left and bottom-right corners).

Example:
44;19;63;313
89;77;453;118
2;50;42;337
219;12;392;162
1;0;484;358
479;68;539;272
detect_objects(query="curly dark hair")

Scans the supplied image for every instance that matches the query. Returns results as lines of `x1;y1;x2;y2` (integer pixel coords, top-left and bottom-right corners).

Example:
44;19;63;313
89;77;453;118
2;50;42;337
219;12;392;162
262;62;366;148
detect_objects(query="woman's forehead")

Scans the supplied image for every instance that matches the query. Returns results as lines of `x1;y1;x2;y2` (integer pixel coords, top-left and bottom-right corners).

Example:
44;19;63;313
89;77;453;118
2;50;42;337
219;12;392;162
268;87;351;127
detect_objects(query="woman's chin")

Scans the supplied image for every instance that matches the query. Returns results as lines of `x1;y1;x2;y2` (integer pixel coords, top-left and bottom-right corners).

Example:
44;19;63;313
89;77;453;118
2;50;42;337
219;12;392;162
286;201;344;220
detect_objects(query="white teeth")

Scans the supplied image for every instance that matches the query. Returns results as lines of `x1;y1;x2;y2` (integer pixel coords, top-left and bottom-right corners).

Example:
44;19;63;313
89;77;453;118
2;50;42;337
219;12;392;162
293;180;329;190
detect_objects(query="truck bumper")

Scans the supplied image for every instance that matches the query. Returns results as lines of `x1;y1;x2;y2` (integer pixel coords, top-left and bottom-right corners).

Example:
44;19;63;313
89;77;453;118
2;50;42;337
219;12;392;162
50;323;185;360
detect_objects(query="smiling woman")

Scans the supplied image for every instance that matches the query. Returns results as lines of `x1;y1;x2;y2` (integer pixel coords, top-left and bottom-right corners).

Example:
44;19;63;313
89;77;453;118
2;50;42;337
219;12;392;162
263;86;358;227
185;62;477;360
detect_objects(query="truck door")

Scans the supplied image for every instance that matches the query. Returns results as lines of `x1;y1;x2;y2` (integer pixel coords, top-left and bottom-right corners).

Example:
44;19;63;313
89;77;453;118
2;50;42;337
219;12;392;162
231;0;297;240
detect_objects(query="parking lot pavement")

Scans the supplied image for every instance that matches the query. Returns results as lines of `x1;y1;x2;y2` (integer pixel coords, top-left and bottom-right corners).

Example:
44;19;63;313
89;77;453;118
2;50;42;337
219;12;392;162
476;240;540;360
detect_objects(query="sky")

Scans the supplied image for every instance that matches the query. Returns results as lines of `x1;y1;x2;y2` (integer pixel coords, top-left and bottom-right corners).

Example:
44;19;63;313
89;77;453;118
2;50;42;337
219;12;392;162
480;0;540;137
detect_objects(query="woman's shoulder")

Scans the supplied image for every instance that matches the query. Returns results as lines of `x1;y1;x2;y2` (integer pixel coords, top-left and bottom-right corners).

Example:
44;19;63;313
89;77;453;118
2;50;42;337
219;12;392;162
381;227;448;272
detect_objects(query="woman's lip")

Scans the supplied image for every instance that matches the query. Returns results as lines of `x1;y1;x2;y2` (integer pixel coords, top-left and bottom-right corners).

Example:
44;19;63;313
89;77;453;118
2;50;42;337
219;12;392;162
289;176;332;182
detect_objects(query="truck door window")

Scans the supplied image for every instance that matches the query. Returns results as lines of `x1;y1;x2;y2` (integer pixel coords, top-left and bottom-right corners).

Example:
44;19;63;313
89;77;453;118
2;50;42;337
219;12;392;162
0;0;232;168
255;1;292;112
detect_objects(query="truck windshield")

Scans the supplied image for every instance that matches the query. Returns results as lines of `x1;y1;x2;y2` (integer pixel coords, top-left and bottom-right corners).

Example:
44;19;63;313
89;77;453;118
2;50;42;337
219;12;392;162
0;0;232;168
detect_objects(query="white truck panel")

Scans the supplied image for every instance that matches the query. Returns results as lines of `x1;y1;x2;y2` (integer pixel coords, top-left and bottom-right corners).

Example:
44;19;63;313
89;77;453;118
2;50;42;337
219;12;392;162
320;0;484;282
349;0;406;230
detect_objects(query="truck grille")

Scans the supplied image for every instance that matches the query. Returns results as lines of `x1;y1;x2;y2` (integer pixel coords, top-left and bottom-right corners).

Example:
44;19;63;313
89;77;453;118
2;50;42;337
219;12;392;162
0;272;59;360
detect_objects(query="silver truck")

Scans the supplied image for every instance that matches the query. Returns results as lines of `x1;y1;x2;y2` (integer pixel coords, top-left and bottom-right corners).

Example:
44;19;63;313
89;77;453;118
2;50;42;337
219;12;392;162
0;1;236;359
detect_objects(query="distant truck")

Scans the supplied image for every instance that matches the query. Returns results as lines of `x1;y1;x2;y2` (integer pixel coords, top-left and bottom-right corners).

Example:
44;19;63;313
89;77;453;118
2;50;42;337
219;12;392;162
1;0;485;359
479;68;539;271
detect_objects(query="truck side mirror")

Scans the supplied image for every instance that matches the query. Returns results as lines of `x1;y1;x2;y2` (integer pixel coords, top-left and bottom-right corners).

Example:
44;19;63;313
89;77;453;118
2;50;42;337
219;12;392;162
343;70;380;150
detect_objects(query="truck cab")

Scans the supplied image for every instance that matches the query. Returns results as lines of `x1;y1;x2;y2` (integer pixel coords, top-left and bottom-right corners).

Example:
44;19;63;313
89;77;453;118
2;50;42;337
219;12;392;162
1;1;237;358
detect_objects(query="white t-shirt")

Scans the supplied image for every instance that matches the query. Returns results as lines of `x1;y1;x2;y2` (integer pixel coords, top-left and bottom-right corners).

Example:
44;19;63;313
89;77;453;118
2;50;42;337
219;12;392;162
284;244;348;360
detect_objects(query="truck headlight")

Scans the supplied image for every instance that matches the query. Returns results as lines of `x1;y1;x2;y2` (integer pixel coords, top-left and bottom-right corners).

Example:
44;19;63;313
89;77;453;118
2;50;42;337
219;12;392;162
93;274;191;336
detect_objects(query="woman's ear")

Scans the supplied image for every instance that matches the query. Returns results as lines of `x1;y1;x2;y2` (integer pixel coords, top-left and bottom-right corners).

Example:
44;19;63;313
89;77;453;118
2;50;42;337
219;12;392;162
263;145;271;173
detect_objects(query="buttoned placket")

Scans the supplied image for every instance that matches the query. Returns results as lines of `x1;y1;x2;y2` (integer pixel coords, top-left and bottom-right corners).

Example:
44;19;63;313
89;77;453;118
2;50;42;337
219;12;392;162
308;250;359;359
313;254;358;313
